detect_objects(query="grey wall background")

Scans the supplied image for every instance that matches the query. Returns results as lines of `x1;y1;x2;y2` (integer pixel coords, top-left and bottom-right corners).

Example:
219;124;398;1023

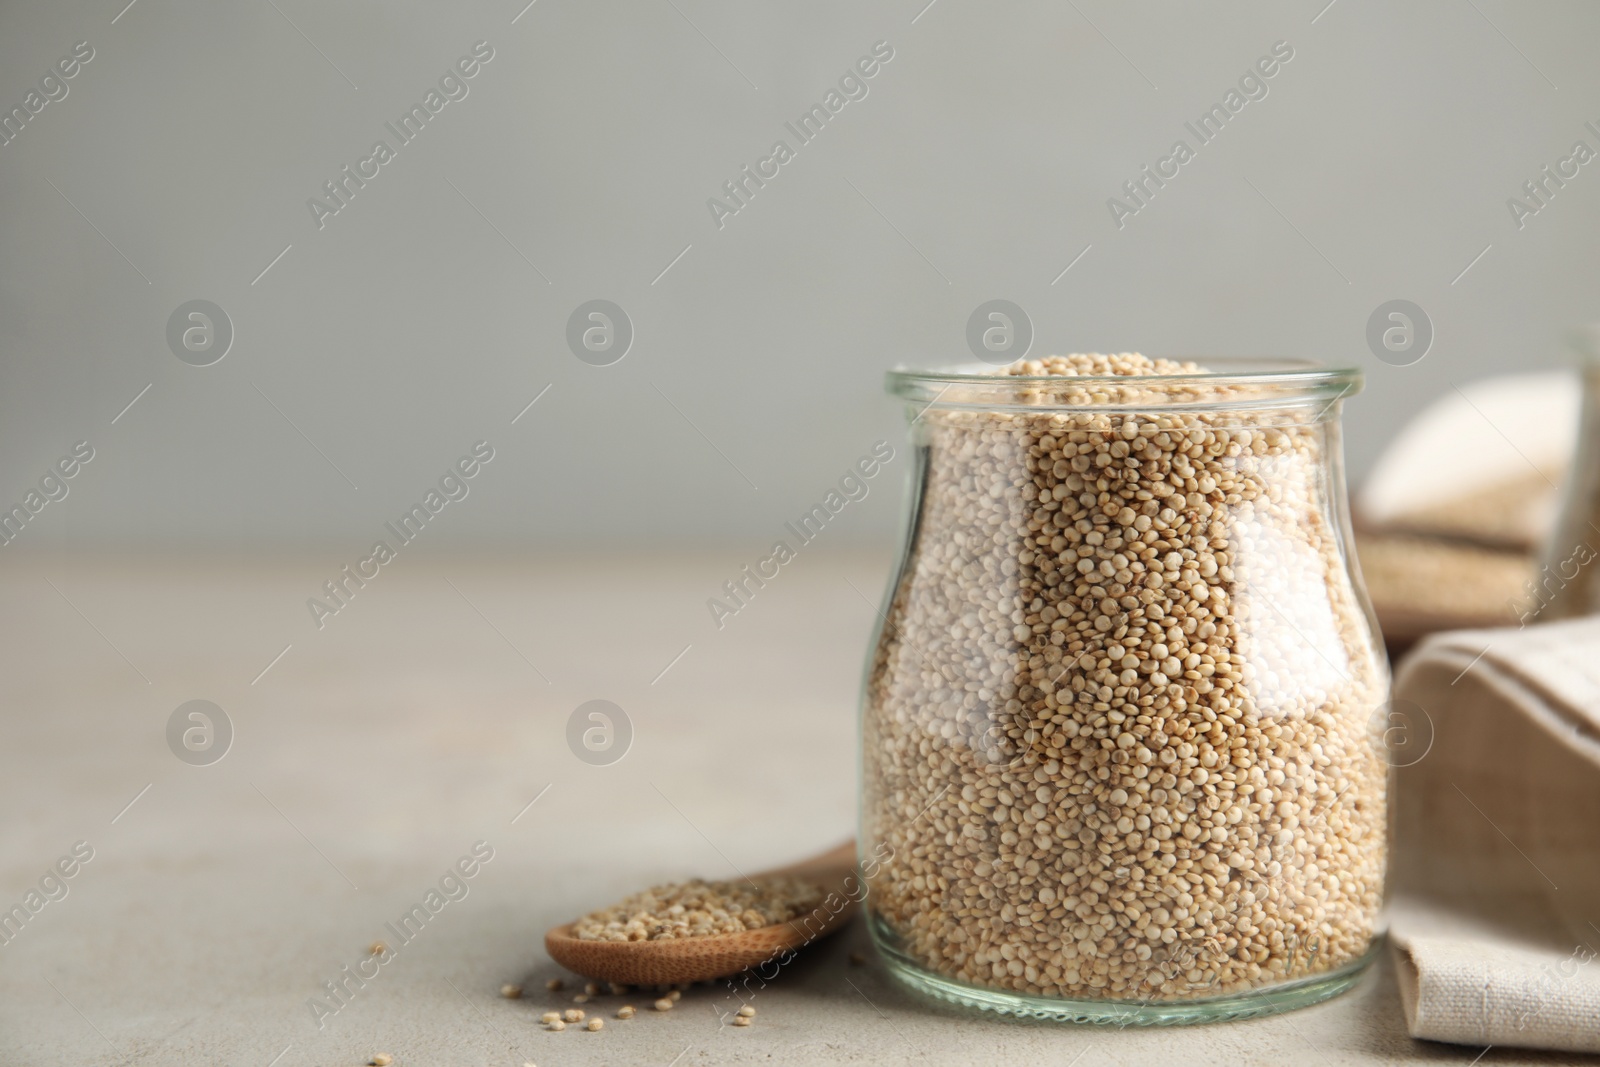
1;0;1595;551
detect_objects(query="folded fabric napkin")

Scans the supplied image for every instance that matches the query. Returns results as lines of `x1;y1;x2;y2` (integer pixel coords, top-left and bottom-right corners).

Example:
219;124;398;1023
1389;617;1600;1053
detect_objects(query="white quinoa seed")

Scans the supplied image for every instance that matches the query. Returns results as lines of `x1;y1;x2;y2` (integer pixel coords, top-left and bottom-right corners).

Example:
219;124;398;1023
545;978;564;992
586;1018;604;1031
539;1011;561;1025
653;998;673;1011
371;1056;393;1066
572;993;589;1004
547;1019;565;1031
572;877;825;942
732;1015;752;1027
863;353;1387;1001
737;1005;756;1017
562;1009;585;1023
499;984;522;999
616;1005;636;1019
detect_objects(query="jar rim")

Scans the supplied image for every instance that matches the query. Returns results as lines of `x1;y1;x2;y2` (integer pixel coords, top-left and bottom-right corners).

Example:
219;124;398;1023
887;358;1361;413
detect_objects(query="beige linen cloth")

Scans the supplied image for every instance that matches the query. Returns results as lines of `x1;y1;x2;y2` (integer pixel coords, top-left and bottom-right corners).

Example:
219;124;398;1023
1389;616;1600;1053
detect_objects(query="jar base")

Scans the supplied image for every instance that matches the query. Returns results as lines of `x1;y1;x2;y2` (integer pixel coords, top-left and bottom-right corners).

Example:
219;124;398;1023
872;917;1382;1026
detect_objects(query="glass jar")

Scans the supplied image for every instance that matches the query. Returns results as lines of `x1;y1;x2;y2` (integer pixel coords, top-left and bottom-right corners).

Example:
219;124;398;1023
860;359;1389;1024
1536;326;1600;621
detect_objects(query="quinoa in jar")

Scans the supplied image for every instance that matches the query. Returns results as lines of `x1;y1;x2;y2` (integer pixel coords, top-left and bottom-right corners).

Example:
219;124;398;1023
861;354;1388;1024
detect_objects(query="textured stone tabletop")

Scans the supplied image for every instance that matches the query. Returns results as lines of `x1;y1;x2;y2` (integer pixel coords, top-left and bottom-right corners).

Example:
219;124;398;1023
0;554;1584;1066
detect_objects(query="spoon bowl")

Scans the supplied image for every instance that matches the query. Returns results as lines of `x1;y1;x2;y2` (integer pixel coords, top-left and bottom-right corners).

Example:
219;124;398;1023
544;841;859;985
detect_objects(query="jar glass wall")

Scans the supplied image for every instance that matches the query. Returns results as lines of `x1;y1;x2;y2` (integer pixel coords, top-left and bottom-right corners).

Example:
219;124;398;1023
860;359;1389;1024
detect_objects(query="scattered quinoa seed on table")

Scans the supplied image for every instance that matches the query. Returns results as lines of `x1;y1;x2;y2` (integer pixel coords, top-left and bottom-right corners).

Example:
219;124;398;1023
500;983;522;999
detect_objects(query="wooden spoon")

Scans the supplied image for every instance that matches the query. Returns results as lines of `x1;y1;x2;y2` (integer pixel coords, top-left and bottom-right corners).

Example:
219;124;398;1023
544;841;859;985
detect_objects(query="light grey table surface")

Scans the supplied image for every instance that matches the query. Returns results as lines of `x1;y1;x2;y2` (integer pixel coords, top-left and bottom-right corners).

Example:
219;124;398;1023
0;554;1585;1066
